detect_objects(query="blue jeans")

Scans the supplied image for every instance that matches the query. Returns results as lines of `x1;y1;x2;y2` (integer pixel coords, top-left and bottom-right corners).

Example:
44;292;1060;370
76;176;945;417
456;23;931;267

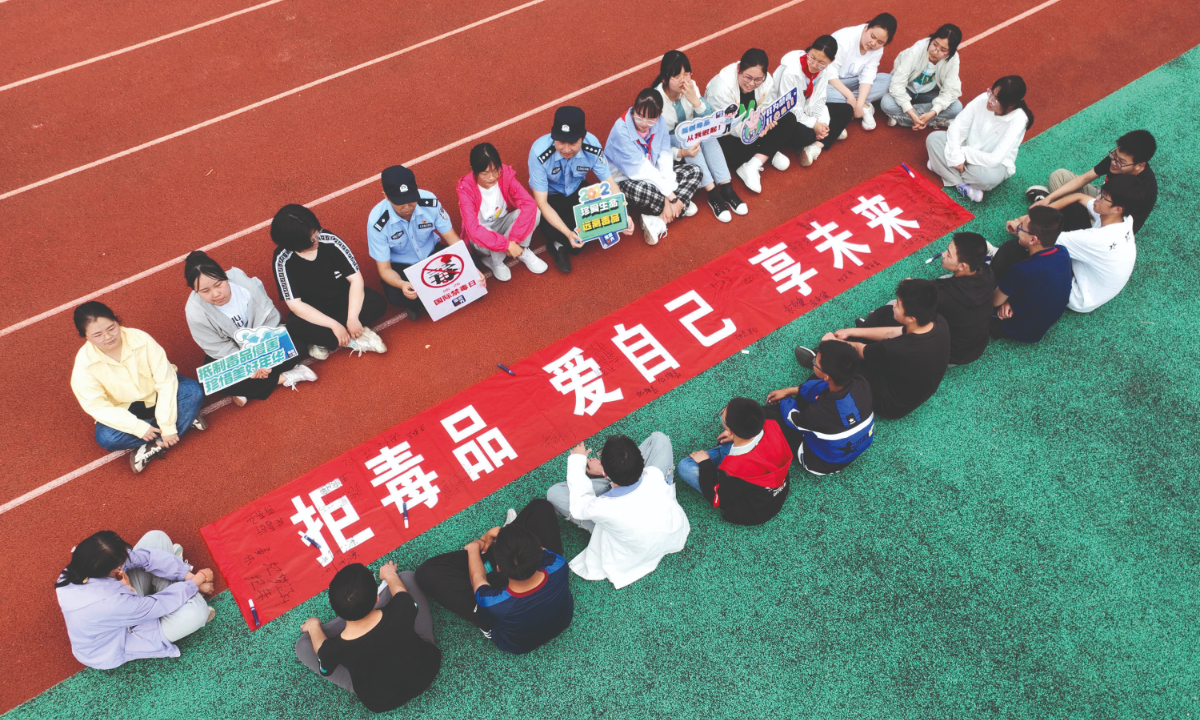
675;443;732;493
880;88;963;127
827;73;891;104
94;376;204;451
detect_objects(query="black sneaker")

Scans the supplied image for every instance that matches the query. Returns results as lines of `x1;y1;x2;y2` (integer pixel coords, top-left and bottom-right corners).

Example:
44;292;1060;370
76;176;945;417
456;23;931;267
191;416;208;431
722;184;748;215
550;243;572;273
707;193;732;223
1025;185;1049;204
794;345;816;368
853;317;867;329
407;302;421;322
130;443;165;474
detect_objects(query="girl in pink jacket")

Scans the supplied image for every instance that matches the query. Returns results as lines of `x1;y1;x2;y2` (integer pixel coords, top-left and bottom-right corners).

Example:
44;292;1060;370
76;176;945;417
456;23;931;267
456;143;546;281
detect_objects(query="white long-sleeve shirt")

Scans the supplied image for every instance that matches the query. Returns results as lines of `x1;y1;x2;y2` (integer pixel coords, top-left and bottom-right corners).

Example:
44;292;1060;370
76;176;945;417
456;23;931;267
565;454;690;589
772;50;834;128
943;91;1028;177
830;24;884;88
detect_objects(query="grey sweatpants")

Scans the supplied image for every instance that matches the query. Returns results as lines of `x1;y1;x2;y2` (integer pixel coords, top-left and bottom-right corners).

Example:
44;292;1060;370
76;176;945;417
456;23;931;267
925;131;1011;191
471;208;541;266
128;531;211;643
294;571;434;695
546;432;674;532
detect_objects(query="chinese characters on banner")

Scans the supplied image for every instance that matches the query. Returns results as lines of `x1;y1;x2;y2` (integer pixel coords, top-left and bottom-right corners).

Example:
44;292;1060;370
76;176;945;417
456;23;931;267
202;167;973;628
402;242;488;321
196;327;299;395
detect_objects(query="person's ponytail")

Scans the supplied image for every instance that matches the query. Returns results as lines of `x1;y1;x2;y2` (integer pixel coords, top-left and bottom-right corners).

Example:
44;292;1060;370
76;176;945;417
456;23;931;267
992;75;1033;130
55;531;132;588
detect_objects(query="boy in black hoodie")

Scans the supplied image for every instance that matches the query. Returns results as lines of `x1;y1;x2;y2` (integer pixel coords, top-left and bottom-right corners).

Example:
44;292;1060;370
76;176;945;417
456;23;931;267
856;233;994;366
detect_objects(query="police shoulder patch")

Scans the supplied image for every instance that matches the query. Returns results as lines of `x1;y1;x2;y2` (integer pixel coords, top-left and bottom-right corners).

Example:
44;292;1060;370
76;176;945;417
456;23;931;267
537;146;555;164
417;198;438;208
372;209;390;231
582;143;602;156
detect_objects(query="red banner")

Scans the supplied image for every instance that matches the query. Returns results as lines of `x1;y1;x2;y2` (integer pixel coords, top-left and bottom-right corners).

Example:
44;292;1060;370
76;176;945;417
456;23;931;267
202;166;973;628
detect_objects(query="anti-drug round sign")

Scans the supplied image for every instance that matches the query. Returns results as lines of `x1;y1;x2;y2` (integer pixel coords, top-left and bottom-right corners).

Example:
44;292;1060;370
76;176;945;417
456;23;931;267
403;242;487;321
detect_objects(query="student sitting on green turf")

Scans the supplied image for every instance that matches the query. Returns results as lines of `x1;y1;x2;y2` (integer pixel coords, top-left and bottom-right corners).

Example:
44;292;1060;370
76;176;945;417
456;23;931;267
297;562;440;713
1051;175;1141;314
415;500;574;654
989;206;1070;343
1025;129;1158;233
767;339;875;476
823;278;951;419
676;397;792;525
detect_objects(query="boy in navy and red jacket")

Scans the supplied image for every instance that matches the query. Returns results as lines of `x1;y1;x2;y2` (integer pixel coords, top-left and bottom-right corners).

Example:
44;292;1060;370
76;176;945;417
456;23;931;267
676;397;792;525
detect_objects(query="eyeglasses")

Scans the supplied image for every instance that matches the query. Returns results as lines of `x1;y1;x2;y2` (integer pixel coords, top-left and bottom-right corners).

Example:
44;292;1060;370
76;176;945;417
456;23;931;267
632;113;657;128
1107;148;1133;169
1015;224;1030;235
715;409;727;427
739;72;766;87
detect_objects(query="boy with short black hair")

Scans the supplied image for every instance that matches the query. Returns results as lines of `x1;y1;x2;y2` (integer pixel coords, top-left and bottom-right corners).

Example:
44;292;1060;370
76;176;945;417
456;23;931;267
1027;129;1158;232
824;278;951;419
1055;174;1140;313
990;205;1071;343
415;499;573;655
677;397;792;525
296;562;440;714
768;339;874;475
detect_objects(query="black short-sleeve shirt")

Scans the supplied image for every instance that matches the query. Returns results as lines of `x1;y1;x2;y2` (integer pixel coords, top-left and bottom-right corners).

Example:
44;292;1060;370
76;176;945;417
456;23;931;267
316;592;442;713
272;231;359;314
860;315;951;419
1092;157;1157;233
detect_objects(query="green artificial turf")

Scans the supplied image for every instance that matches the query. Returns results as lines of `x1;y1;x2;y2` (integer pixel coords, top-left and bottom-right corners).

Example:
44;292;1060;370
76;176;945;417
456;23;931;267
11;47;1198;720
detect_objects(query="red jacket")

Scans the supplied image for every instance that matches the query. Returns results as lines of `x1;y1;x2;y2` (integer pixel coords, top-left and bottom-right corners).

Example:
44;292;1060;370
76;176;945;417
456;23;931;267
698;419;792;526
455;165;538;252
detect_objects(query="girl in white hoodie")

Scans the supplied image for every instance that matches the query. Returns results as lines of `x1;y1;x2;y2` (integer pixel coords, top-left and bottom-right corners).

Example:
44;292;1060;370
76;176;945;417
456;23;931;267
926;75;1034;203
882;24;964;130
828;13;898;133
770;34;852;168
704;48;785;195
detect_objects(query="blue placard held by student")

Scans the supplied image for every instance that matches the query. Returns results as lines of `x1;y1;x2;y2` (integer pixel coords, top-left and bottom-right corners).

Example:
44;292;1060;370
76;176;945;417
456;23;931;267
740;88;799;144
196;327;300;395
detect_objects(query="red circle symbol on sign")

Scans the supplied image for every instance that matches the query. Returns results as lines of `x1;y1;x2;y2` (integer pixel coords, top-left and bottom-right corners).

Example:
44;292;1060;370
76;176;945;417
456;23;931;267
420;254;464;288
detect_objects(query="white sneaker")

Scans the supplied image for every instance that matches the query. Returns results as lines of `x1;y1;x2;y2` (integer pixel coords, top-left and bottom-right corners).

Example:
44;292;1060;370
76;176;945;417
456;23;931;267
736;158;764;193
800;143;822;167
861;103;876;131
347;327;387;355
886;116;898;127
771;152;790;171
191;416;208;431
129;443;165;474
956;183;985;203
308;345;330;361
683;201;698;217
232;396;248;408
486;255;511;282
280;364;318;389
838;128;848;141
641;214;667;245
517;248;548;274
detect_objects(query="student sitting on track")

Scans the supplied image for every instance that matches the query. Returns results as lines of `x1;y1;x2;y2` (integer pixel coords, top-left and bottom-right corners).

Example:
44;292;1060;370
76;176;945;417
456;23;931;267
184;250;316;407
544;434;690;589
989;206;1071;343
857;233;994;366
70;302;209;473
528;106;629;274
767;339;875;476
822;278;951;419
926;75;1033;203
605;88;705;246
1026;129;1158;233
56;529;215;669
676;397;792;526
882;24;964;130
416;500;574;654
271;204;387;359
827;13;898;133
1052;175;1141;313
770;34;852;168
368;165;477;320
705;48;784;194
456;142;547;282
296;562;440;713
655;50;744;222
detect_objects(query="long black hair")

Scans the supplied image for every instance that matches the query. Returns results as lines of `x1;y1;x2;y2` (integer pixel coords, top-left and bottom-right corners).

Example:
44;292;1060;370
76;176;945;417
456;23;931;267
270;204;322;252
655;50;692;89
992;75;1034;130
73;301;119;338
738;48;769;74
55;531;132;587
867;13;898;44
469;142;503;175
184;250;228;291
929;23;963;59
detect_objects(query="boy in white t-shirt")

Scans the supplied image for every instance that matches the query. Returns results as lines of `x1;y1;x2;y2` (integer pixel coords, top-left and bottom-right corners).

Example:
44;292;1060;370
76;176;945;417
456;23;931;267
1054;174;1142;313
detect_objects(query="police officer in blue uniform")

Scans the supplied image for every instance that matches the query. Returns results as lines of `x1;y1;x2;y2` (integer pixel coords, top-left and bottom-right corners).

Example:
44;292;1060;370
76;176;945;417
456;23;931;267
367;165;475;321
527;106;627;274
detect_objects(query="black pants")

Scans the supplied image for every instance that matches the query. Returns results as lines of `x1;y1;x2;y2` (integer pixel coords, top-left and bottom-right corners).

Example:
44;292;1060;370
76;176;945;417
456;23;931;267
283;288;387;351
537;192;583;254
202;354;301;401
989;315;1009;340
861;303;902;329
990;238;1028;286
414;499;563;630
818;103;856;151
1060;202;1092;232
773;112;817;153
718;128;785;171
380;250;451;316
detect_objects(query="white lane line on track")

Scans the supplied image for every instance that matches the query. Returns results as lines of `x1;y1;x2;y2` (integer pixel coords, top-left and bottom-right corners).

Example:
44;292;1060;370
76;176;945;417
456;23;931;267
0;0;552;203
0;0;1071;514
0;0;288;94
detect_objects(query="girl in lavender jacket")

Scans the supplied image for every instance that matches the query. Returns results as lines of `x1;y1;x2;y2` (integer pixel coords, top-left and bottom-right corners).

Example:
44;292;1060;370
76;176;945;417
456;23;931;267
55;530;215;669
456;143;547;282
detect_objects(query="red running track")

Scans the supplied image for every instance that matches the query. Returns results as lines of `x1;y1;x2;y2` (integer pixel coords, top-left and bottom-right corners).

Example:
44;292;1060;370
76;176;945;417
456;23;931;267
0;0;1196;711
